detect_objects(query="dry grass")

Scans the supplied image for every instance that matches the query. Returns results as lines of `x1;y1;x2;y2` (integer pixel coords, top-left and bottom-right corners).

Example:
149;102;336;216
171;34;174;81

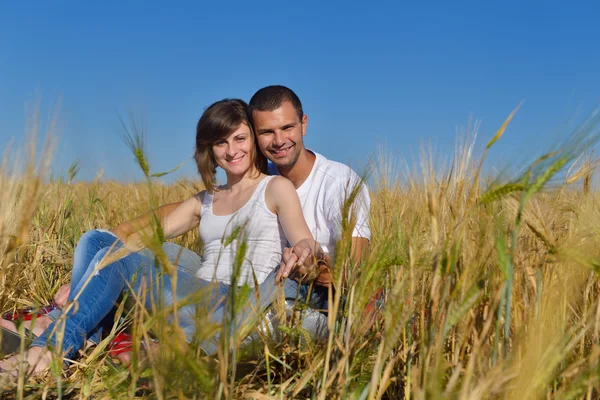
2;110;600;399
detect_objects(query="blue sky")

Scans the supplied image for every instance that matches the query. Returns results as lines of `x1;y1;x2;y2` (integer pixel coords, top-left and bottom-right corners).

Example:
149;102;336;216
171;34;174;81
1;1;599;183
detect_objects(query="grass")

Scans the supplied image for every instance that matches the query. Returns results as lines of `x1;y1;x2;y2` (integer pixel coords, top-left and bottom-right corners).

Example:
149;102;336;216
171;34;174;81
2;109;600;399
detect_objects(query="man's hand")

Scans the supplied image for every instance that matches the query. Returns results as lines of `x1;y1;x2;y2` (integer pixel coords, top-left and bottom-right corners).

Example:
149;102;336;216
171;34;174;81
276;239;332;287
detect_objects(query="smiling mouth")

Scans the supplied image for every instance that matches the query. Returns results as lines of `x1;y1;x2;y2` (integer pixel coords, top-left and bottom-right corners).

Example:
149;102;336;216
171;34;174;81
270;145;294;157
227;155;245;165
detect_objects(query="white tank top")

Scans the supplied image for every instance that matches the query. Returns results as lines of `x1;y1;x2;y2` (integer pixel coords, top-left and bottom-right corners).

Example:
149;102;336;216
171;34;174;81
196;176;287;285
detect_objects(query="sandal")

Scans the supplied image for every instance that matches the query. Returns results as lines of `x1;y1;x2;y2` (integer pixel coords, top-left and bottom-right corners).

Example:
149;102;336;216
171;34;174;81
1;303;58;356
1;325;36;356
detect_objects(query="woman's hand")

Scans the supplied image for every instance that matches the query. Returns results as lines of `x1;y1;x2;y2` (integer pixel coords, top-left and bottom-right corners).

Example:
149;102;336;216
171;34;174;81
276;239;332;287
54;284;71;308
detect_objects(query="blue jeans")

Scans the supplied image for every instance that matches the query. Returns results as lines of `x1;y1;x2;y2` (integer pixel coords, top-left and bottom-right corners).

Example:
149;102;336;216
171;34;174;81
200;265;329;355
32;229;328;358
43;230;119;345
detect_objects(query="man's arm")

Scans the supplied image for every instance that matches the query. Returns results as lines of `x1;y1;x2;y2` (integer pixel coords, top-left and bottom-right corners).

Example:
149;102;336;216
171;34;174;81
112;202;182;244
325;173;371;286
351;237;369;264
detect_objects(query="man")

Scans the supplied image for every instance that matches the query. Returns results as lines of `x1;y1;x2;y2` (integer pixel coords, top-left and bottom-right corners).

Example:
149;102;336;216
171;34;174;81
248;85;370;288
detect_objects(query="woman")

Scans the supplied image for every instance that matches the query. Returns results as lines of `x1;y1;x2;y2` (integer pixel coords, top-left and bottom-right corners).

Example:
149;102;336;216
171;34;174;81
0;98;322;373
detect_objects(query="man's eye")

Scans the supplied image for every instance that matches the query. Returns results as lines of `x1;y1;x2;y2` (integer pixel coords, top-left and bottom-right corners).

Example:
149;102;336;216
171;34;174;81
284;126;293;131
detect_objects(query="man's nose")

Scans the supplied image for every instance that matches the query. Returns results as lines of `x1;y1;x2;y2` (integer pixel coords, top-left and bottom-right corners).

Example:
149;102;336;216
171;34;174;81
273;131;285;146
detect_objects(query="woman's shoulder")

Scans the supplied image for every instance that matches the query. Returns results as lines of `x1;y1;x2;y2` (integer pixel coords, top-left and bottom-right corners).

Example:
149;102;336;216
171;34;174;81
188;190;209;213
266;175;295;193
264;176;297;213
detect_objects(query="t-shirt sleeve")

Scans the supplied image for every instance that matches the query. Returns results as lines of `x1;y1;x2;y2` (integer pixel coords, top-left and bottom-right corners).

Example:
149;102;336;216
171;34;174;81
352;181;371;240
324;169;371;241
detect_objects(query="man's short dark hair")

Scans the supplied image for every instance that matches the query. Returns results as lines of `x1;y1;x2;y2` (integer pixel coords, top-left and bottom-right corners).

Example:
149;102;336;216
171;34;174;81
248;85;304;121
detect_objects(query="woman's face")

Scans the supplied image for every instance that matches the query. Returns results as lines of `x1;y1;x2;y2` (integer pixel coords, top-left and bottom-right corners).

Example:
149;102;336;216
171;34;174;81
212;123;256;176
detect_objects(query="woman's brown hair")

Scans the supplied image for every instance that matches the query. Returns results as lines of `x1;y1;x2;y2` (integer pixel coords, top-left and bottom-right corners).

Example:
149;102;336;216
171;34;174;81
194;99;267;192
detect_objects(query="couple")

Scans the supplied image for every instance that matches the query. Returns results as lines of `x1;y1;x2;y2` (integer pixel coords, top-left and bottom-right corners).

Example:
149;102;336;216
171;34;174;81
0;85;371;374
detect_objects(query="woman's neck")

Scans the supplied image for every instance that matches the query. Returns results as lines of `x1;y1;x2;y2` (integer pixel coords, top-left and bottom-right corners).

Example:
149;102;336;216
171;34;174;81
222;167;264;192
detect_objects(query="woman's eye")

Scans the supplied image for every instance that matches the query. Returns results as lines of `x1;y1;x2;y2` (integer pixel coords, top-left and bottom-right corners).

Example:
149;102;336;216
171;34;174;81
236;136;246;142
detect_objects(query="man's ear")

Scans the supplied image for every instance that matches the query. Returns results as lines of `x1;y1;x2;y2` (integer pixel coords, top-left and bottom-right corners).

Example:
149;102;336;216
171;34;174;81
301;114;308;137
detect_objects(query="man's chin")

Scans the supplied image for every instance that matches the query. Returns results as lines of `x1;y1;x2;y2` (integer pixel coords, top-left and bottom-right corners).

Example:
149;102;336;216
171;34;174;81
266;149;301;171
269;158;294;170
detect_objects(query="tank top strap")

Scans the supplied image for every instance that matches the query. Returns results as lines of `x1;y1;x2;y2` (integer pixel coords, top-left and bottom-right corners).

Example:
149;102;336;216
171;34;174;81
200;190;214;216
251;175;276;211
255;175;274;196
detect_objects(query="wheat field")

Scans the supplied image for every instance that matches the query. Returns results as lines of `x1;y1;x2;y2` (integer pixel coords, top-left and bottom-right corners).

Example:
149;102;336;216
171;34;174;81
1;110;600;399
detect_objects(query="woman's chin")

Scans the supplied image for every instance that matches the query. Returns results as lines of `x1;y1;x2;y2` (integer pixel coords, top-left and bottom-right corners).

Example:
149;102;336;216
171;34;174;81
222;164;252;177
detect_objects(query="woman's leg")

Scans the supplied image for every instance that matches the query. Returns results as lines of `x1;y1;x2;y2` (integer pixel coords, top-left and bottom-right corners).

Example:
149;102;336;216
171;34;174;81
114;243;226;363
43;230;120;342
71;230;121;287
31;240;220;361
195;269;288;355
200;268;328;355
30;246;165;360
0;230;119;339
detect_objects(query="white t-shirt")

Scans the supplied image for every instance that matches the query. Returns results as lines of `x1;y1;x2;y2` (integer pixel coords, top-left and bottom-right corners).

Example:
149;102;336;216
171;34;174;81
268;151;371;261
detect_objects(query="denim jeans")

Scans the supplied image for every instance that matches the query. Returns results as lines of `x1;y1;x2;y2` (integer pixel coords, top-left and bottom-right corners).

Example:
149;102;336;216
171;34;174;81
31;229;329;358
199;265;329;355
43;230;120;345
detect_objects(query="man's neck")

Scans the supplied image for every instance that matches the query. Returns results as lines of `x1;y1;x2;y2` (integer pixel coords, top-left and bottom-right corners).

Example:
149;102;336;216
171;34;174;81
278;149;316;189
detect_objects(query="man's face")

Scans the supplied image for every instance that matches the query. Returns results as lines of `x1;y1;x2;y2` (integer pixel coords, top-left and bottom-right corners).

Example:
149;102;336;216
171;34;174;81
252;101;308;170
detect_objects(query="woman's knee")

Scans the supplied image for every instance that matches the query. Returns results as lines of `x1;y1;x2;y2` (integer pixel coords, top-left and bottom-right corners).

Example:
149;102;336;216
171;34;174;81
78;229;118;249
74;230;119;261
71;230;120;285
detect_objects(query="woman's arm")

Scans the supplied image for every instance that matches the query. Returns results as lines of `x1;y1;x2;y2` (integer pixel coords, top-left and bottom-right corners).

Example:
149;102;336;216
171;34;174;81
112;202;182;243
161;193;203;239
265;177;325;282
112;193;202;251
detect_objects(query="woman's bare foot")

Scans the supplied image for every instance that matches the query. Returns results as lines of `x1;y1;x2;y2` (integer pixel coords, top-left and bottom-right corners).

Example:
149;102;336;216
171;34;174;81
116;341;160;367
0;346;52;376
117;350;133;366
0;282;69;338
0;315;53;337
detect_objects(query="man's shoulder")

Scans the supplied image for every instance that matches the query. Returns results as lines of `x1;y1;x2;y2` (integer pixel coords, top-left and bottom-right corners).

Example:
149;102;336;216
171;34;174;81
313;152;363;186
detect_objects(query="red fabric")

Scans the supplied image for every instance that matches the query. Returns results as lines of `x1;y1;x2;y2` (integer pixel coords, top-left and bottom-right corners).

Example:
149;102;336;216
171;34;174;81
3;304;57;322
108;332;158;358
108;332;134;357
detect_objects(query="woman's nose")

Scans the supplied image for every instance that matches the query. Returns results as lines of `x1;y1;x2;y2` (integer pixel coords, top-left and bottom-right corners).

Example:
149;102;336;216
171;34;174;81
226;143;238;157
